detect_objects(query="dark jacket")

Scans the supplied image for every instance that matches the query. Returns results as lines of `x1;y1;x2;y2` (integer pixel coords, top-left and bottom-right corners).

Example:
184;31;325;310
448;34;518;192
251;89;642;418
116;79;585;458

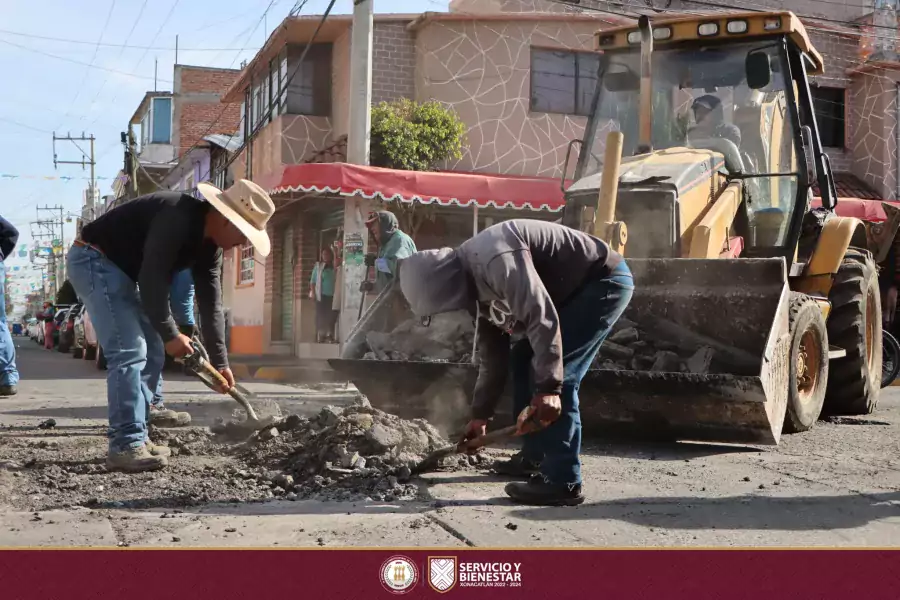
80;192;228;368
398;220;622;420
0;214;20;262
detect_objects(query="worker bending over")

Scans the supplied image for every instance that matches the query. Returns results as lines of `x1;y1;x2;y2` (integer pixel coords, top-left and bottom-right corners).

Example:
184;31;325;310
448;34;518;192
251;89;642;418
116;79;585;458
398;220;633;506
67;180;274;473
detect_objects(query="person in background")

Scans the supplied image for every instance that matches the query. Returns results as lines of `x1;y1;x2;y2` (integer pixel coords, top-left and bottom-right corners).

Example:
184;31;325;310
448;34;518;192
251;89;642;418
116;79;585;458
310;247;338;343
688;95;742;148
41;301;55;350
146;269;196;428
362;211;417;294
0;214;20;396
331;241;343;341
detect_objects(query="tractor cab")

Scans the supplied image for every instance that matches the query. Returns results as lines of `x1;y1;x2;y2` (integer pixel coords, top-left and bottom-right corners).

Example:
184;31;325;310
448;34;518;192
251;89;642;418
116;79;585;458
562;12;838;264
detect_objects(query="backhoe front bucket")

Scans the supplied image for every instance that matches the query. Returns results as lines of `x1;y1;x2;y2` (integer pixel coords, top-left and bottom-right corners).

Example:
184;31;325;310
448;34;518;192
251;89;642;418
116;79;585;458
330;258;792;445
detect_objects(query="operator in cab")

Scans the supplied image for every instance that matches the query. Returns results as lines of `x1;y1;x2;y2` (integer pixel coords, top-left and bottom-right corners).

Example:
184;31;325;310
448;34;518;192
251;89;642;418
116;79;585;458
397;220;634;506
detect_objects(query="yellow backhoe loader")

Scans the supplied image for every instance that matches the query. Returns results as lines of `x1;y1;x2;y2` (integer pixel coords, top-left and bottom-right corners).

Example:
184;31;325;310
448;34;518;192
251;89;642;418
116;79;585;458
331;11;888;446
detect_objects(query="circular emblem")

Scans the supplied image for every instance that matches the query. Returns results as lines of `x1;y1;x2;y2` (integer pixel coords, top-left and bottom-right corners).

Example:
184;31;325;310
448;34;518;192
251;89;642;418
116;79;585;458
380;555;418;594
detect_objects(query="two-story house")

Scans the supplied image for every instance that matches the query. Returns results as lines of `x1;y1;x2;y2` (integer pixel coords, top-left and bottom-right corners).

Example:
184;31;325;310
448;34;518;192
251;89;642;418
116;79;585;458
218;2;629;364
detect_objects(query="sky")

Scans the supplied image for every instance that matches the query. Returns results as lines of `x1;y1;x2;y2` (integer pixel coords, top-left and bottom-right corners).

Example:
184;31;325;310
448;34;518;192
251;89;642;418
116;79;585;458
0;0;449;307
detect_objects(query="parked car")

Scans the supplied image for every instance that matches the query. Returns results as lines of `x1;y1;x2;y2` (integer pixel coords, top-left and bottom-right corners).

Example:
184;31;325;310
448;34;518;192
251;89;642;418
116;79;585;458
79;310;105;369
26;318;40;341
49;306;71;348
56;304;82;353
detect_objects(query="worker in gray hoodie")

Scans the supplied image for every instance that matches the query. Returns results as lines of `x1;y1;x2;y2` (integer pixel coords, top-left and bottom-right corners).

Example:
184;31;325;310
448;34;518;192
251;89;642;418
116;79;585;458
397;220;633;506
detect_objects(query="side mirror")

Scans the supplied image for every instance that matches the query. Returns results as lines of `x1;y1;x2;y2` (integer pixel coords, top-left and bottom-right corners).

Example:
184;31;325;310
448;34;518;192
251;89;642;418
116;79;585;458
746;52;772;90
800;125;818;185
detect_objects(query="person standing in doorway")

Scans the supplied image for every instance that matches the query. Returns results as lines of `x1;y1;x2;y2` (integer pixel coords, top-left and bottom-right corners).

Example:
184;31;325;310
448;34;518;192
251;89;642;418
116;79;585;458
310;247;337;343
0;214;20;396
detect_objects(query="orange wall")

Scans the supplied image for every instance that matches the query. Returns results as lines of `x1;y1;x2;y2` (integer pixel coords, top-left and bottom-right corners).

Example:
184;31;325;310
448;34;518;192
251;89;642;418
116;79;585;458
230;325;264;355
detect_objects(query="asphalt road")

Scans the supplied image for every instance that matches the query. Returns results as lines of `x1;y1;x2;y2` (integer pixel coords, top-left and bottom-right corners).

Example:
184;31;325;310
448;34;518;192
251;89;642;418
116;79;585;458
1;336;900;547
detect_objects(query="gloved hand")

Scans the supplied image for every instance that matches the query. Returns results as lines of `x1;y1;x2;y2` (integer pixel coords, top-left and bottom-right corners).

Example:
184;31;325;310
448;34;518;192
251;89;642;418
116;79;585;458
364;253;377;267
459;419;488;454
516;395;561;435
359;280;374;293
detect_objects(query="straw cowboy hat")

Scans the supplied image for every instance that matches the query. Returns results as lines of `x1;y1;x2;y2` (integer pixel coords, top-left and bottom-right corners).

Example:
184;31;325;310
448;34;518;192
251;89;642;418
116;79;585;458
197;179;275;257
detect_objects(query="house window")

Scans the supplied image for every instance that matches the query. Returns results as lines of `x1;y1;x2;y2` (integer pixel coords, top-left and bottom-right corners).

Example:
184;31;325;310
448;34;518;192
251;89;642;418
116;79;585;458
150;97;172;144
530;48;601;116
285;43;332;116
811;86;845;148
238;241;255;285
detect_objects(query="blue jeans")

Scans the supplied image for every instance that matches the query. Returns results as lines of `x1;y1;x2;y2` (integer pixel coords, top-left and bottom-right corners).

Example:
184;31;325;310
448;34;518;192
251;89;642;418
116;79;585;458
169;269;195;327
67;245;165;451
511;261;634;486
0;262;18;387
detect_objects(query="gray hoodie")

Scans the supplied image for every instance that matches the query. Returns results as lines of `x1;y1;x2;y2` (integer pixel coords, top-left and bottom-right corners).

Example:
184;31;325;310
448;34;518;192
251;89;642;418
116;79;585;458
398;219;622;420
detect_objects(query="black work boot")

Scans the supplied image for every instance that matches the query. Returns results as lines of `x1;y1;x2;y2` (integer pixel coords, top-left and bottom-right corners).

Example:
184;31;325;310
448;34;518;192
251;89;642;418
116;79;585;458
505;475;584;506
0;385;17;397
491;453;541;478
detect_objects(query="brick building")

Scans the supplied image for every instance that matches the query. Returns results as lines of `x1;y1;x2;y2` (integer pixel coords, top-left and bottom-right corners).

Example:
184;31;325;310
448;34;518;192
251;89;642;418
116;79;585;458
112;64;242;201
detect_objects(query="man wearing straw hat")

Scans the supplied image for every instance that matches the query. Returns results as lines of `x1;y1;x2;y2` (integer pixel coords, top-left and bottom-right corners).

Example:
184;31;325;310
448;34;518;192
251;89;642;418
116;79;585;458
67;180;275;472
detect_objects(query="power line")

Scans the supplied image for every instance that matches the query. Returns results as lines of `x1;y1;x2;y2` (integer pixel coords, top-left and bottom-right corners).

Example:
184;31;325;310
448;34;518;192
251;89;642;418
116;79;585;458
0;28;263;52
0;38;173;83
153;0;285;187
55;0;118;132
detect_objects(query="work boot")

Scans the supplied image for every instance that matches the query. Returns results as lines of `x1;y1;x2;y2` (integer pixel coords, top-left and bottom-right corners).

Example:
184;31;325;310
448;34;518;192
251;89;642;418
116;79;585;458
504;475;584;506
149;404;192;427
107;445;168;473
144;441;172;458
0;385;17;397
491;453;541;478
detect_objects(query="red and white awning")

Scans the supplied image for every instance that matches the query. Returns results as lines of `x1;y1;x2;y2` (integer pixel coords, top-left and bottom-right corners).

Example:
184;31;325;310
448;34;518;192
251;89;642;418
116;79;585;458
261;162;569;212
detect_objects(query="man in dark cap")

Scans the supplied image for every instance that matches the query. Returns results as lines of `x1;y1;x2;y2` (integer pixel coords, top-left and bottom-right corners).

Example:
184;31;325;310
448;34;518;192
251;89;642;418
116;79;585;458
689;95;742;147
362;211;417;294
397;220;634;506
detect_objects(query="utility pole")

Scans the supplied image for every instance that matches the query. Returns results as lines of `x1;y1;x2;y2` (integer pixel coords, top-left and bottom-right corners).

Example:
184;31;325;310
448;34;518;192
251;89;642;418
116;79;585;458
339;0;375;345
52;132;97;220
32;205;67;298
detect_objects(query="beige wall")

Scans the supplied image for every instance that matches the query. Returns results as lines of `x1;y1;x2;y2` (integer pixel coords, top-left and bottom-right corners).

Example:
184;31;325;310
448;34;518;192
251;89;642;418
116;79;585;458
331;29;352;138
850;70;899;200
415;18;602;178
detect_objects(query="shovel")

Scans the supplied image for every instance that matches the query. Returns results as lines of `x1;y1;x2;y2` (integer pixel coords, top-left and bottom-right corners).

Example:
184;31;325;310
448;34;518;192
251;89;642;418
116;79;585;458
181;340;277;436
412;407;545;475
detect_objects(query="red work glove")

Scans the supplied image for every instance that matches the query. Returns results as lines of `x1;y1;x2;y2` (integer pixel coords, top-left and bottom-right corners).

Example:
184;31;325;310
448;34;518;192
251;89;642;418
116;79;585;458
458;419;488;454
516;394;561;435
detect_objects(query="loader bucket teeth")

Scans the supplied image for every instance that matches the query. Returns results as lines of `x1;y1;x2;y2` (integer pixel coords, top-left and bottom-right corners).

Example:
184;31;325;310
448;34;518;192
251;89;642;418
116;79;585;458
330;257;793;445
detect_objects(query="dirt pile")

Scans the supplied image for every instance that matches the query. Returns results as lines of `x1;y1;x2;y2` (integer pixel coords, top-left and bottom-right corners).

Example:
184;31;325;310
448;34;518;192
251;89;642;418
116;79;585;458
238;396;484;502
592;318;718;374
361;311;475;363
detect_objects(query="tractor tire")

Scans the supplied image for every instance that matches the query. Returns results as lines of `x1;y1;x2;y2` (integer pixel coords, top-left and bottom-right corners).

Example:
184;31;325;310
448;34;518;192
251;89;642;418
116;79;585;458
784;293;829;433
824;249;883;415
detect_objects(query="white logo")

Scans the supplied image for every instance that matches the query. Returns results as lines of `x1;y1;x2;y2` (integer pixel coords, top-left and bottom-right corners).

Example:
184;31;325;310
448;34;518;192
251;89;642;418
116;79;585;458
380;555;418;594
428;557;457;593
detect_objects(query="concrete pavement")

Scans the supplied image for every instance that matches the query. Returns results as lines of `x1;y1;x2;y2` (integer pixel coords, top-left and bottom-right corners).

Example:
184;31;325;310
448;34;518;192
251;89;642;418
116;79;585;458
2;337;900;547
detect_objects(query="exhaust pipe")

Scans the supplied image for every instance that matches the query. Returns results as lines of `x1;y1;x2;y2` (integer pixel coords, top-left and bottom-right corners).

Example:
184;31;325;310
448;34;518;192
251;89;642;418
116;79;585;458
637;15;653;154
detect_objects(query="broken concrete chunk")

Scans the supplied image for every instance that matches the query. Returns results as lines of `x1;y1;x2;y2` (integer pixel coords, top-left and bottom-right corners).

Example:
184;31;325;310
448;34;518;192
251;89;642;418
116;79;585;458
318;406;344;427
365;423;403;452
609;327;639;345
651;350;682;372
600;340;635;360
687;346;715;374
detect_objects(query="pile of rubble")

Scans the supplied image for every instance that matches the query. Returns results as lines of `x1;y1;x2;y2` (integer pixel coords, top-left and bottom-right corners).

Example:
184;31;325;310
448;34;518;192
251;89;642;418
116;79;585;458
235;396;482;502
593;318;717;374
361;311;474;363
